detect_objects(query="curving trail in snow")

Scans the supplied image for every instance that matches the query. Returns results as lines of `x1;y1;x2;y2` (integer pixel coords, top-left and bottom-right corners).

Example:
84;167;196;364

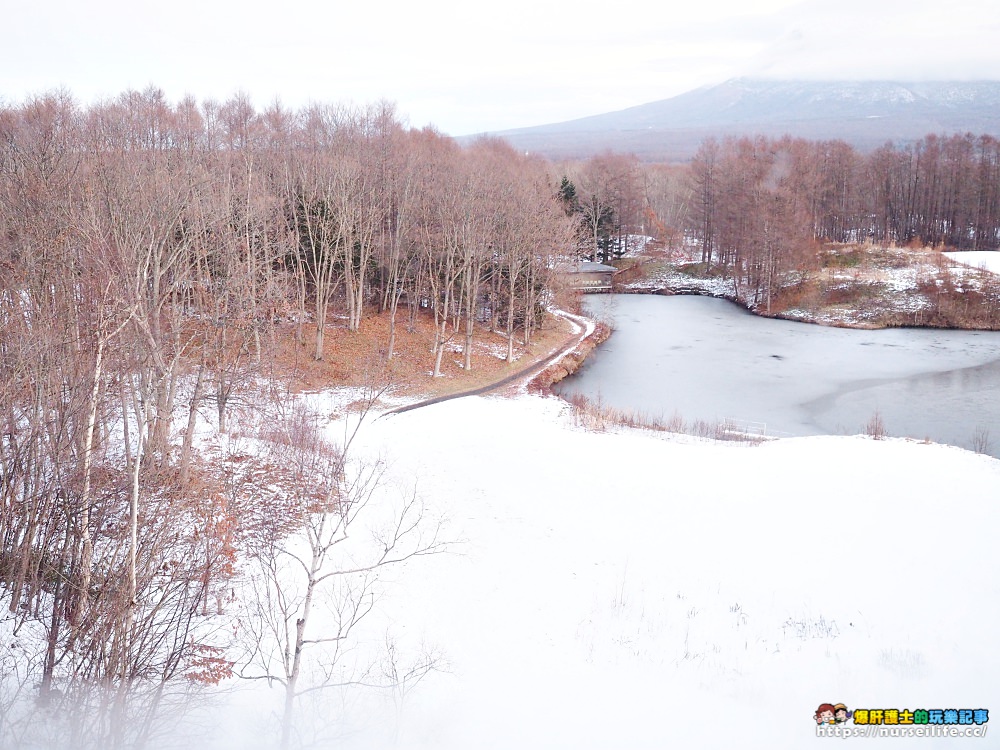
380;308;597;416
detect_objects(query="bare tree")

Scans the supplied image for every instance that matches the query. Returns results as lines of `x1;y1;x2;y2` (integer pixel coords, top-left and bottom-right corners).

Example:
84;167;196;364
235;394;446;750
0;87;598;749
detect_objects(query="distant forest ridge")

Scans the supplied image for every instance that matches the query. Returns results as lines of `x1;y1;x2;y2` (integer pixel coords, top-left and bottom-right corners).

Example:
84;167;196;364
481;79;1000;162
555;131;1000;315
682;132;1000;312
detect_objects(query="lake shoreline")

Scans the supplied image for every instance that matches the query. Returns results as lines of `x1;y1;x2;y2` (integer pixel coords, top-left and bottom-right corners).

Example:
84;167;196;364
529;318;613;392
614;245;1000;332
617;284;885;329
617;281;1000;332
552;293;1000;457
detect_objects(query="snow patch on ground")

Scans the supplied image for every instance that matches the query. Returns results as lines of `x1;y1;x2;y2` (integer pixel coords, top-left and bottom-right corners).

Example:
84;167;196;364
626;247;998;327
550;307;595;339
944;250;1000;275
445;338;523;363
623;266;736;299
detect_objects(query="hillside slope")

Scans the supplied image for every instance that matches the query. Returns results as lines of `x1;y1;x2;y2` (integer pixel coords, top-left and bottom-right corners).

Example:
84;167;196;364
475;79;1000;161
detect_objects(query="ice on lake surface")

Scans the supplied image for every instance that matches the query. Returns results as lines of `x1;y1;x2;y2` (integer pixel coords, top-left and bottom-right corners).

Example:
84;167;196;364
556;294;1000;455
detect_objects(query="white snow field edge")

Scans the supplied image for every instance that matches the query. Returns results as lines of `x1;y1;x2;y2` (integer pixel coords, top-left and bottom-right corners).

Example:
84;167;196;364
215;392;999;750
944;250;1000;274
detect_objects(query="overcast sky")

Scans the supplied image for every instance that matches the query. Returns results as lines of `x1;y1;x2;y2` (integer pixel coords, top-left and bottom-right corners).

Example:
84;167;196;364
3;0;999;135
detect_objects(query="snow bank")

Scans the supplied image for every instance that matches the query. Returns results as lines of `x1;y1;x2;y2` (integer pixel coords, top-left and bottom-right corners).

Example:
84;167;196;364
316;394;1000;750
146;391;1000;749
944;250;1000;275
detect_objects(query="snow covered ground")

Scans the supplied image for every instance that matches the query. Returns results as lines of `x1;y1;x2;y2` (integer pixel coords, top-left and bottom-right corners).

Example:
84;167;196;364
216;393;1000;749
944;251;1000;275
944;250;1000;273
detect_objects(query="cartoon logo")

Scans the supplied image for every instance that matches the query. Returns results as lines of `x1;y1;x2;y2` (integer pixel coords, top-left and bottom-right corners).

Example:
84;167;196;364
815;703;851;725
814;703;989;727
814;704;836;725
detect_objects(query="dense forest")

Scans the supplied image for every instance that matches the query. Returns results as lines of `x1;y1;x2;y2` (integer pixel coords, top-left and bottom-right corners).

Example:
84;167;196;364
685;133;1000;309
556;133;1000;312
2;87;999;747
0;89;572;747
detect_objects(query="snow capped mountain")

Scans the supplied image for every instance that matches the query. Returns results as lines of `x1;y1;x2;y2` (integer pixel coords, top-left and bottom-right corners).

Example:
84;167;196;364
680;79;1000;122
481;79;1000;161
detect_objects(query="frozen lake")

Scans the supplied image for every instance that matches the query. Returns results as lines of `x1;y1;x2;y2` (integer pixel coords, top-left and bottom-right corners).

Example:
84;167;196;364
555;294;1000;455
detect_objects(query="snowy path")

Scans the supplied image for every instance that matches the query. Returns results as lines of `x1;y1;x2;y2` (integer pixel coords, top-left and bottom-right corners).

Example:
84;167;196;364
381;308;596;416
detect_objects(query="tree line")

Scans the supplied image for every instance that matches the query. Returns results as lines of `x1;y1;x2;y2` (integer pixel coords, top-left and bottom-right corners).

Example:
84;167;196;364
688;133;1000;309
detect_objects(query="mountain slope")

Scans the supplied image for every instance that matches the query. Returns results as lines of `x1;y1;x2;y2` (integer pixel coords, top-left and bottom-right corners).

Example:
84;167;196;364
475;79;1000;162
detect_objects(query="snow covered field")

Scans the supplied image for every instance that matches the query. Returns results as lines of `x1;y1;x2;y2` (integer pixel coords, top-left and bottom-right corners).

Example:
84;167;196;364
944;250;1000;275
217;393;1000;749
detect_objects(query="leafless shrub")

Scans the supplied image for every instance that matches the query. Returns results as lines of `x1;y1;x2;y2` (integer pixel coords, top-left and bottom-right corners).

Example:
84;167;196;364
691;419;714;439
865;409;887;440
235;391;449;750
971;424;992;455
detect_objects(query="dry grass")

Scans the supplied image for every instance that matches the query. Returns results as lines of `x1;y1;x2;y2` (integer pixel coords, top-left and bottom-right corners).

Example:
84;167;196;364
253;307;578;398
563;392;765;445
649;242;1000;330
